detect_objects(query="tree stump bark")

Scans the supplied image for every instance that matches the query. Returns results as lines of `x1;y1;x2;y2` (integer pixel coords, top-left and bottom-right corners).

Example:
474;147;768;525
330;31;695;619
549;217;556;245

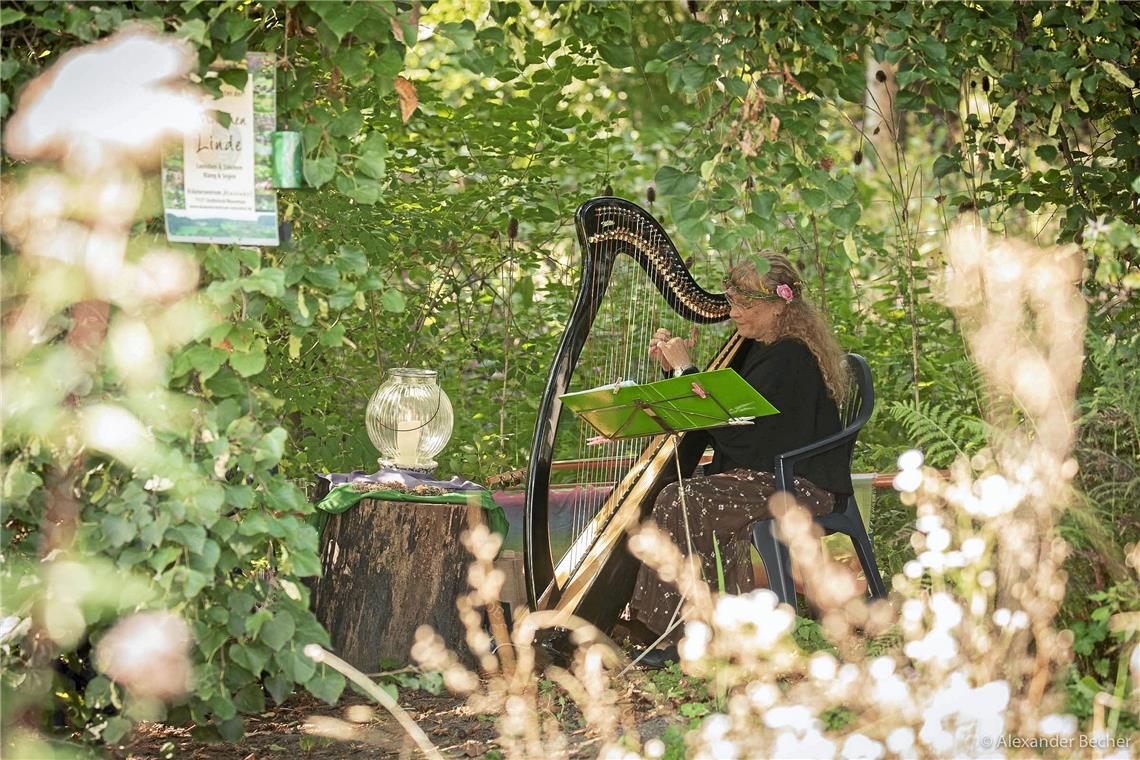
310;498;482;670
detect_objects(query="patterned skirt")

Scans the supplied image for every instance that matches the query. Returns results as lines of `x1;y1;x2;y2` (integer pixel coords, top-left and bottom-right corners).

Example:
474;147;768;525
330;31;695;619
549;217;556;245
628;468;836;644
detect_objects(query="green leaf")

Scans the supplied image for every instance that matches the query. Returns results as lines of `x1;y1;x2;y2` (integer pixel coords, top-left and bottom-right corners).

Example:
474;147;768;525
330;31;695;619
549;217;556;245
379;288;406;313
177;19;208;46
356;133;388;179
216;716;245;741
229;643;269;677
654;166;698;198
827;202;861;230
265;674;290;706
102;514;136;548
801;188;828;210
254;427;287;466
229;342;267;378
233;683;265;714
260;611;296;651
307;669;346;704
932;154;957;179
312;1;371;43
103;716;134;743
303;154;337;189
596;43;635;69
1;8;27;24
843;236;858;263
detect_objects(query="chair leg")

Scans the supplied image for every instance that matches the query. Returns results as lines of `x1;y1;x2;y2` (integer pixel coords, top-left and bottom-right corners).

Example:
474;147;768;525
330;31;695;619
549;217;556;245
840;506;888;600
751;520;796;607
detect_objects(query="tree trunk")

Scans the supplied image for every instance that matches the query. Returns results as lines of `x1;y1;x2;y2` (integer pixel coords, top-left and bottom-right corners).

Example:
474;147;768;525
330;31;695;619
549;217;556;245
310;498;483;670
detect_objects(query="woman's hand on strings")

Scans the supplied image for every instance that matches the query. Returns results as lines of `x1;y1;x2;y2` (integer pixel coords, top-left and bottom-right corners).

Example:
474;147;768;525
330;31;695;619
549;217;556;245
649;327;697;371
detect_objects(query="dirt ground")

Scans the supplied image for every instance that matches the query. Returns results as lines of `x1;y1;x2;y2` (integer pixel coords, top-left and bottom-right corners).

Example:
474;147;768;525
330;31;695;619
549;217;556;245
109;679;683;760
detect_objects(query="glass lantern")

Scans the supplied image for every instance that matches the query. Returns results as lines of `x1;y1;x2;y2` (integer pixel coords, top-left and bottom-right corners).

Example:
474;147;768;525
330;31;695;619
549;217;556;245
366;368;454;472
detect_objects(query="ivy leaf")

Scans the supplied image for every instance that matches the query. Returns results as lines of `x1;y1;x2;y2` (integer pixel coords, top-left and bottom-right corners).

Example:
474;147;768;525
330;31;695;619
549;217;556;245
654;166;698;198
303;154;337;189
307;669;346;705
216;716;244;742
260;611;296;651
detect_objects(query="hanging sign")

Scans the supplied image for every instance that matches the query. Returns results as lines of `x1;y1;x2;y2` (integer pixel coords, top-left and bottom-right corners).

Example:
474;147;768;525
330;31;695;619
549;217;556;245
162;53;279;246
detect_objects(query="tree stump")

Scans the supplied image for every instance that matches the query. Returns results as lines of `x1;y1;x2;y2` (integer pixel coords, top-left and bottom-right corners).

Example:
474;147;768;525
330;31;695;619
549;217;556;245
310;498;482;670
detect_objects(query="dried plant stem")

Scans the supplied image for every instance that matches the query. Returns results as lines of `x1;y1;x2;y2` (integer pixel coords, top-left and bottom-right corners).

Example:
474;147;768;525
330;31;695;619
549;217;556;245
304;645;444;760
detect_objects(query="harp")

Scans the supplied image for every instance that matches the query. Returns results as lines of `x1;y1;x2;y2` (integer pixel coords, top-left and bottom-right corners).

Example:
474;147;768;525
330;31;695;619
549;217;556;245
523;197;743;635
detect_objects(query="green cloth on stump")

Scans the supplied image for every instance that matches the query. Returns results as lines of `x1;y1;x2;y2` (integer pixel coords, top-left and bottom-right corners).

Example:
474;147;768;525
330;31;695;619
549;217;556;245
312;483;509;545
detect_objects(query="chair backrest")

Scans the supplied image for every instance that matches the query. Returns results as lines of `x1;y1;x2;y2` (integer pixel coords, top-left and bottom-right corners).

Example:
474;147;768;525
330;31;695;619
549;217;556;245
838;353;875;468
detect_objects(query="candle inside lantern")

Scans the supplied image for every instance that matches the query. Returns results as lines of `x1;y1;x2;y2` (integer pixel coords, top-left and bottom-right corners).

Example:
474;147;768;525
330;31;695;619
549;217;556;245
394;413;423;467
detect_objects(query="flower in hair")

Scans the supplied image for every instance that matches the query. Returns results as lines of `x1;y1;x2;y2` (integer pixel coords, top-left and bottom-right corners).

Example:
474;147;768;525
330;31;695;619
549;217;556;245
775;283;795;303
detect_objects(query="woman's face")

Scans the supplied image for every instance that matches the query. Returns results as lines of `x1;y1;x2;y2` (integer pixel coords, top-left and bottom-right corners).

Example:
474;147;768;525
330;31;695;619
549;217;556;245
727;291;785;340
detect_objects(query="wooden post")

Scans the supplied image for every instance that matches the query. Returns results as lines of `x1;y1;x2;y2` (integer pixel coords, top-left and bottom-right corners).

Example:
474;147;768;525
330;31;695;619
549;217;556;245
310;498;483;670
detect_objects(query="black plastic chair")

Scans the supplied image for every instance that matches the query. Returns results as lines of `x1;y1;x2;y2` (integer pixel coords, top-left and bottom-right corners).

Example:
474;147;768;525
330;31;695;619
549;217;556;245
750;353;888;608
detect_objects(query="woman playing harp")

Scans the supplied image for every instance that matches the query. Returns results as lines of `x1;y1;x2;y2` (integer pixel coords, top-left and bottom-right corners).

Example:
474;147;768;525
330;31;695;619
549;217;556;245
628;253;852;668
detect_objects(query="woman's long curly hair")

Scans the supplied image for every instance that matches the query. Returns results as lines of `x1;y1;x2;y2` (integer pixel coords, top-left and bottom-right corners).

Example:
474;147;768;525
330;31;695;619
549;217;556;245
728;254;849;403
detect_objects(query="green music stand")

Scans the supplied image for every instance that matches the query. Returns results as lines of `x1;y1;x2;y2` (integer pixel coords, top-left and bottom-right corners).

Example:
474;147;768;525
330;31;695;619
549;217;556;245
559;368;779;441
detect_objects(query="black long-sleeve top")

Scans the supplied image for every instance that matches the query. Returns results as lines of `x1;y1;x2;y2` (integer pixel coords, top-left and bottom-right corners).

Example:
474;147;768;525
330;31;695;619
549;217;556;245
675;337;853;497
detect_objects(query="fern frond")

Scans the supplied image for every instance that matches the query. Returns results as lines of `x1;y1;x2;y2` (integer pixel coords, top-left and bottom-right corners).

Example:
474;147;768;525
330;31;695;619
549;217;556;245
889;400;987;467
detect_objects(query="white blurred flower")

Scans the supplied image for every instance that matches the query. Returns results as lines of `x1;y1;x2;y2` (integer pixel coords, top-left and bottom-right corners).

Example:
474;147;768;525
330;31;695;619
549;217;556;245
926;528;951;552
898;449;924;471
930;593;963;629
680;621;711;661
978;570;996;588
904;561;924;579
886;727;915;754
644;738;666;759
773;729;836;760
893;468;923;493
869;656;895;680
904;628;957;665
81;403;153;464
902;599;925;622
702;714;732;741
841;733;884;760
961;537;986;560
1084;215;1110;241
993;608;1012;627
746;681;780;709
915;515;942;533
809;652;838;681
5;31;201;166
763;705;816;733
1038;713;1077;737
95;611;192;700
